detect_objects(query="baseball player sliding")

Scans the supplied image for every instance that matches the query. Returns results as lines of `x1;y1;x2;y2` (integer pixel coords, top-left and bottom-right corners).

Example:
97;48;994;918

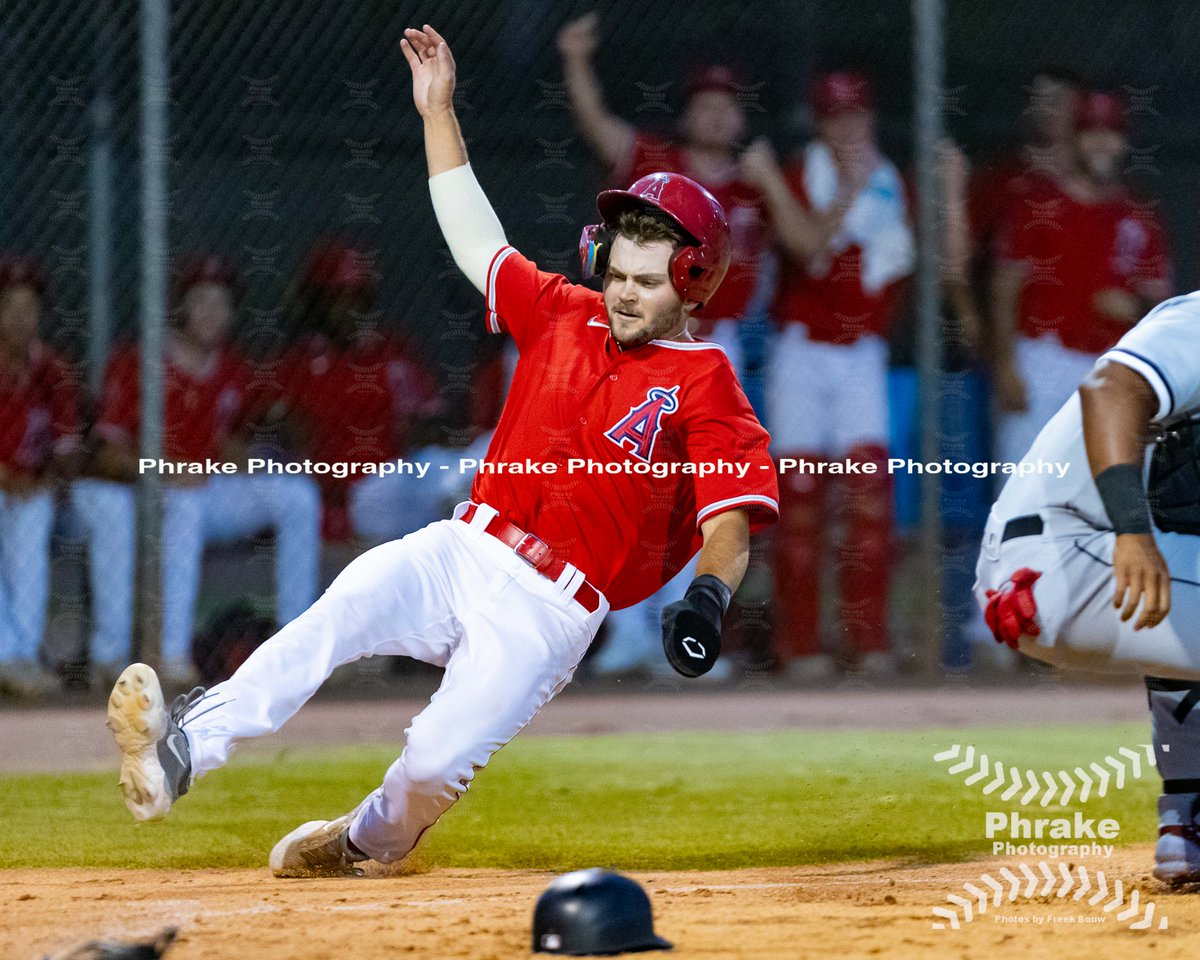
105;24;778;877
975;291;1200;882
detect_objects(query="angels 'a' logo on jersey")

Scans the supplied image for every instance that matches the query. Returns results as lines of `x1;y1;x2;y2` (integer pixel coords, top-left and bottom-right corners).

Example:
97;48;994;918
605;386;680;463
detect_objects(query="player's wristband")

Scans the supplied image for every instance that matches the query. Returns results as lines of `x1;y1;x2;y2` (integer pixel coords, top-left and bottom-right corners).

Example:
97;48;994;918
1094;463;1153;535
685;574;733;628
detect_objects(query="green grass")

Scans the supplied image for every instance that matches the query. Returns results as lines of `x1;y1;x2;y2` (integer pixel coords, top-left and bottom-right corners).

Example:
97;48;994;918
1;724;1159;871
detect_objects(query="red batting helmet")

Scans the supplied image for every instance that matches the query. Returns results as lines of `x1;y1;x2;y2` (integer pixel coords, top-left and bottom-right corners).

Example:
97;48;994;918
301;242;374;295
0;255;47;296
581;172;731;307
175;253;241;301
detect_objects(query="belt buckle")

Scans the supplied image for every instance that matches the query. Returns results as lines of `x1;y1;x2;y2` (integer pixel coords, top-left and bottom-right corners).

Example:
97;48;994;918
514;531;550;570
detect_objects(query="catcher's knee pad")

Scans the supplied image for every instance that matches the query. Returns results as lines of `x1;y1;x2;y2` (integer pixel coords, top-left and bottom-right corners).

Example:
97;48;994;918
984;567;1042;649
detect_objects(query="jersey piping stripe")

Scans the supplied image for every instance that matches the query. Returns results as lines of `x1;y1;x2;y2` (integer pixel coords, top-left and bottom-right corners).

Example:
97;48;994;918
696;494;780;527
651;339;727;352
485;245;517;335
1103;347;1175;418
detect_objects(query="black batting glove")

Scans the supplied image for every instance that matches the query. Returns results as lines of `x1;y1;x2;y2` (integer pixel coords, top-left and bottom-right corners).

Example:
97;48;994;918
661;574;732;678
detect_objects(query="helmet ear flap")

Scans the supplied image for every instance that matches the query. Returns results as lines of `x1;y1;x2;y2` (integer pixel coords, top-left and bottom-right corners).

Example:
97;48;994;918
579;224;611;280
669;245;711;308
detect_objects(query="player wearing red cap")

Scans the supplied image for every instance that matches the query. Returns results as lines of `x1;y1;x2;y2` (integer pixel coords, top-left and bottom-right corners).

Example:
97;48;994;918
969;67;1085;265
740;70;914;678
269;241;451;542
0;257;81;697
991;89;1173;468
104;26;777;878
73;254;321;687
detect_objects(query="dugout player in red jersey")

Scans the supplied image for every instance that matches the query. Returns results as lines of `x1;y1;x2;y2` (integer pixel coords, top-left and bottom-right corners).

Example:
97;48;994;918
558;11;767;374
271;243;447;542
74;255;321;687
0;257;81;698
105;25;778;879
969;66;1084;260
741;70;914;679
991;89;1173;467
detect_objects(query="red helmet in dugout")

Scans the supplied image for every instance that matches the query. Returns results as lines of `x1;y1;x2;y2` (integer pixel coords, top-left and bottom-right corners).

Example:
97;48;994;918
580;172;731;308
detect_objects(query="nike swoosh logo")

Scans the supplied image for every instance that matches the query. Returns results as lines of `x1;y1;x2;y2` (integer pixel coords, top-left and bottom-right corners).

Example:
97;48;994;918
163;731;189;772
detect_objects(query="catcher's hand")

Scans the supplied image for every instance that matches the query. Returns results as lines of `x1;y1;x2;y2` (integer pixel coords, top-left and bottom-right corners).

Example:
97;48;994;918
1112;532;1171;630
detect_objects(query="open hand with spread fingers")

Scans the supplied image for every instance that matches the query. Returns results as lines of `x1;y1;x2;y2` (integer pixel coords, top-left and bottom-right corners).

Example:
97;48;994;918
401;24;456;117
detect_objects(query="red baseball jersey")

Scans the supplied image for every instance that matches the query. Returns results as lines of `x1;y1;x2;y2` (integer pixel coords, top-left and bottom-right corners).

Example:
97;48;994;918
616;132;767;331
968;152;1055;252
96;342;250;462
995;178;1173;353
276;332;442;500
0;341;80;476
479;246;778;610
772;163;907;344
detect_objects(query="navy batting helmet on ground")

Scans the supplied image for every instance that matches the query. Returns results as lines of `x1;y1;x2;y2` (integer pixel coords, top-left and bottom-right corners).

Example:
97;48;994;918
532;868;673;955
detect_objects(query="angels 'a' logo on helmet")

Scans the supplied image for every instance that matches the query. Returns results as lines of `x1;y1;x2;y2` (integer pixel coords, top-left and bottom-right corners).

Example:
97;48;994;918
637;173;670;204
604;386;680;463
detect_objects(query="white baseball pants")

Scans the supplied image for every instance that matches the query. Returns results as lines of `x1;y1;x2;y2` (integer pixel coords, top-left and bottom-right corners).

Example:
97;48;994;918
974;506;1200;679
0;489;55;663
71;473;320;668
996;335;1098;466
766;325;889;455
182;501;609;862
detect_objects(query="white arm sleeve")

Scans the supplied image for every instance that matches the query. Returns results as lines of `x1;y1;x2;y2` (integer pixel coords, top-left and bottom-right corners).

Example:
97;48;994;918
428;163;509;296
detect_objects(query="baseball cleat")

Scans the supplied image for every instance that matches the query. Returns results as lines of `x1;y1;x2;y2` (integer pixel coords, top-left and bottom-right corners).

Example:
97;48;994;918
270;812;370;878
106;663;200;822
1154;793;1200;883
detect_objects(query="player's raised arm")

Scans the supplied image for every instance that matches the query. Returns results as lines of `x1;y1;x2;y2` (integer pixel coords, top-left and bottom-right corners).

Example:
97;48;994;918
557;12;634;171
402;25;507;295
1079;359;1170;630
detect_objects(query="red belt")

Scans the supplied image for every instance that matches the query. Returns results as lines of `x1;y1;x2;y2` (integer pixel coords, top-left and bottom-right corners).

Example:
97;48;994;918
459;503;601;614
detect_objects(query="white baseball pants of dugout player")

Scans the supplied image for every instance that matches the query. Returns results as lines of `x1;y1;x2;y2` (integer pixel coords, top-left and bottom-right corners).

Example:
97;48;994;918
996;334;1098;469
70;473;320;674
0;489;55;665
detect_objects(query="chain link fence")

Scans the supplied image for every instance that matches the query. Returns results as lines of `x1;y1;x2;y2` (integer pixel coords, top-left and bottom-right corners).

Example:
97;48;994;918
2;0;1199;695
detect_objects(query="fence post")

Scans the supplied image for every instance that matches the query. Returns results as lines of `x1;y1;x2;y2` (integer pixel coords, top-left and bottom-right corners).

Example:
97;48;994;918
86;0;115;394
912;0;946;675
136;0;170;669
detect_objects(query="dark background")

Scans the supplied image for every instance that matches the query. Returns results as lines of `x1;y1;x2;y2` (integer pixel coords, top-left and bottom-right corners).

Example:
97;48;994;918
2;0;1198;388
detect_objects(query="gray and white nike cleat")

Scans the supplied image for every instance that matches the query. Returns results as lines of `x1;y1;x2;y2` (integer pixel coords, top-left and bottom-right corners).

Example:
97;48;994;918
270;811;371;878
106;663;204;821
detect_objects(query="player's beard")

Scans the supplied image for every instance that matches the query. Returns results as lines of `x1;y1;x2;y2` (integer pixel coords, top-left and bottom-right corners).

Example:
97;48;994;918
608;301;687;350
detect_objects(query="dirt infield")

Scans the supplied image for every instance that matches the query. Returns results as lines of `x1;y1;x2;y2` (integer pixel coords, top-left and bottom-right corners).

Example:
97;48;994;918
3;683;1175;958
6;847;1198;960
